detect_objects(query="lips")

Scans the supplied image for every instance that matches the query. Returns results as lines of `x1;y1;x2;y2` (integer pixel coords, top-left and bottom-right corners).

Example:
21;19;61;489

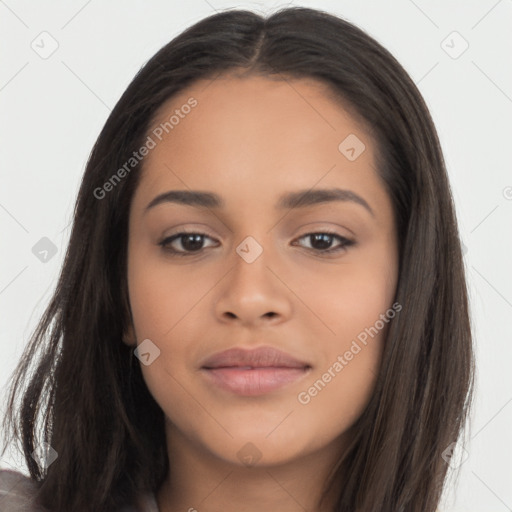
200;346;311;396
200;346;310;370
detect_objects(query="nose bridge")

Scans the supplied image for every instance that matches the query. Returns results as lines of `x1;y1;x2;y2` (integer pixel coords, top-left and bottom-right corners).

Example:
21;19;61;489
229;232;274;289
228;203;276;267
235;233;267;265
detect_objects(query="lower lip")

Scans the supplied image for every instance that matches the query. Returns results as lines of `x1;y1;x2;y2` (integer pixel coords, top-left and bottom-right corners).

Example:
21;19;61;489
201;366;310;396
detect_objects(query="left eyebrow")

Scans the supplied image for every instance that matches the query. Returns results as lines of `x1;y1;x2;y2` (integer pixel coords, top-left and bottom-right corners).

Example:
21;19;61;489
144;187;375;218
276;188;374;217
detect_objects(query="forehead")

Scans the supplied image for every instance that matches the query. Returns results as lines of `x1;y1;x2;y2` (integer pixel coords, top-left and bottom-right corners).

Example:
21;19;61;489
133;74;383;216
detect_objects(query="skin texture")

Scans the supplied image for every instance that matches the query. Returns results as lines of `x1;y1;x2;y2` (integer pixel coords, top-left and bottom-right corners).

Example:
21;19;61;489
123;74;399;512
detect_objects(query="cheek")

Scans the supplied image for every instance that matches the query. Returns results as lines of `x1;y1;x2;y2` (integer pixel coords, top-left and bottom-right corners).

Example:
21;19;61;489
127;248;211;342
294;251;395;424
295;308;390;445
127;264;200;431
307;254;397;345
126;249;212;410
296;350;381;446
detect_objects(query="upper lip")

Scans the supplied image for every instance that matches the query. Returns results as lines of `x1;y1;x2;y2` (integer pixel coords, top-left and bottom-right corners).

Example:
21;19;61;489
200;346;310;369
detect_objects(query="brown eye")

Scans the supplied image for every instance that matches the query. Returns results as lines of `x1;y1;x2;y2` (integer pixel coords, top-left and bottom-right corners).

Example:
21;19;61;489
293;232;355;255
158;230;355;258
158;232;218;256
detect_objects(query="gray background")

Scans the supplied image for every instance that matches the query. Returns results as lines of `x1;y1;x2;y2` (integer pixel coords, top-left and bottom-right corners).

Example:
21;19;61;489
1;1;511;510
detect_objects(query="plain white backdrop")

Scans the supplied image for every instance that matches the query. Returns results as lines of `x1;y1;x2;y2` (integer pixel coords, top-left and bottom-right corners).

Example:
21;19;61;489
1;1;511;511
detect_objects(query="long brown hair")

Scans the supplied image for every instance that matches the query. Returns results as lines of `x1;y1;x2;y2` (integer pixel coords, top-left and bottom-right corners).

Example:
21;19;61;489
1;7;475;511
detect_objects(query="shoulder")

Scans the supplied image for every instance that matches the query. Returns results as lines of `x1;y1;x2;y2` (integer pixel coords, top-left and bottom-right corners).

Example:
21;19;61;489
136;492;159;512
0;469;158;512
0;468;43;511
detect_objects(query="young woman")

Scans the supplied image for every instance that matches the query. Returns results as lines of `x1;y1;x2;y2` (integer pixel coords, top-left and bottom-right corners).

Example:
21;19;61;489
0;6;474;512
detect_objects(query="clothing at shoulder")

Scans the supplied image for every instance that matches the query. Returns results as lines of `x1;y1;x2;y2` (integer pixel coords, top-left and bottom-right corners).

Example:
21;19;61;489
0;468;42;511
0;469;159;512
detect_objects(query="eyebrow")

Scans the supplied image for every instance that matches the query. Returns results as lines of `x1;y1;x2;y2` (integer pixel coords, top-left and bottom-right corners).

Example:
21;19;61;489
145;188;374;217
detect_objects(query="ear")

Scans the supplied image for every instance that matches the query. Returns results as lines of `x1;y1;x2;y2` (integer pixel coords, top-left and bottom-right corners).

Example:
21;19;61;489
122;322;137;347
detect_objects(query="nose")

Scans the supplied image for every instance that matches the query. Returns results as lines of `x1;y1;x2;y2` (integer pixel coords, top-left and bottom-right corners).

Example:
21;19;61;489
214;237;292;328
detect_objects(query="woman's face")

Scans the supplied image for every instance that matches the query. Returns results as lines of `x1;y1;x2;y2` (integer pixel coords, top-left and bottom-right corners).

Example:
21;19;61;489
125;74;399;468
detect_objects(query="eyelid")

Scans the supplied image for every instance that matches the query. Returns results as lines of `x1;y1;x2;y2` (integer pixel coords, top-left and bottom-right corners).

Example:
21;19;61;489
159;226;351;243
158;226;355;257
292;229;355;253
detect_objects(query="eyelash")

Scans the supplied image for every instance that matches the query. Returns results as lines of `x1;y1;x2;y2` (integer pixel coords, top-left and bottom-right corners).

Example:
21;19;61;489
158;229;355;257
